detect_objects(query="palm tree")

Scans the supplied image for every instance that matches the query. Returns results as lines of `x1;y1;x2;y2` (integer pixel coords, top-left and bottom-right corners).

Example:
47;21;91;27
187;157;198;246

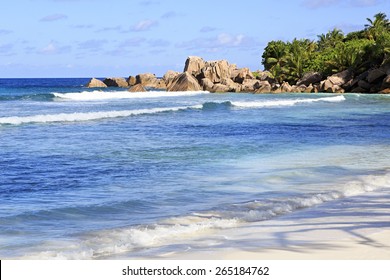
365;12;390;40
284;39;317;82
317;28;344;50
262;41;289;82
326;40;372;73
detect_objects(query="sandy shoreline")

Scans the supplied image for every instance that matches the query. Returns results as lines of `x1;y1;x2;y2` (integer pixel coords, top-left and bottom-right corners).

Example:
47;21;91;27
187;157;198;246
155;188;390;260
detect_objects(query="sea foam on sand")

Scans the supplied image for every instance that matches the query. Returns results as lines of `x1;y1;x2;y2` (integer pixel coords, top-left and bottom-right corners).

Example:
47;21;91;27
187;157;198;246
158;188;390;260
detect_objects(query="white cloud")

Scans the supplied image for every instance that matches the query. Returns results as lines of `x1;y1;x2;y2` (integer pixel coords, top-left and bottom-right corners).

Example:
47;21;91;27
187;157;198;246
139;0;160;6
40;13;68;22
72;24;94;29
217;33;245;46
302;0;383;8
0;29;13;35
0;43;14;54
200;26;217;33
302;0;338;9
78;39;107;51
161;11;180;19
41;43;56;54
148;39;170;47
353;0;382;6
130;20;158;32
40;42;71;55
177;33;255;52
95;26;122;33
117;37;146;48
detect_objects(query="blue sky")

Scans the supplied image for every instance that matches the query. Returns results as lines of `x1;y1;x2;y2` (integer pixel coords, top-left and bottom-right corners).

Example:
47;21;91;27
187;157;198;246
0;0;389;77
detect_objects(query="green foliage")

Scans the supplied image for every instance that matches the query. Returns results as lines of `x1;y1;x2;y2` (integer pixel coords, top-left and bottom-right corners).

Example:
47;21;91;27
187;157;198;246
317;28;344;50
326;39;375;73
261;40;289;83
365;12;390;40
261;12;390;83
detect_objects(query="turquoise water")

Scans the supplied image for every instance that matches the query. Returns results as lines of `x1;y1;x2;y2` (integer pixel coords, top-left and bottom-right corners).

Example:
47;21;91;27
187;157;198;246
0;79;389;259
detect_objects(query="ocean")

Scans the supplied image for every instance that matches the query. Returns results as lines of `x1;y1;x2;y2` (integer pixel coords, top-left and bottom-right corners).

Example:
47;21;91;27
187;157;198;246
0;78;389;259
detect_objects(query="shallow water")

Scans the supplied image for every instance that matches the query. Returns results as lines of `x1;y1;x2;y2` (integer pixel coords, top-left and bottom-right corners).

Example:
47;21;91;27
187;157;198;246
0;78;389;259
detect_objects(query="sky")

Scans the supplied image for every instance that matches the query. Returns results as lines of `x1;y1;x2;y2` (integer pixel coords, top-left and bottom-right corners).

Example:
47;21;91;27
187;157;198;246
0;0;389;77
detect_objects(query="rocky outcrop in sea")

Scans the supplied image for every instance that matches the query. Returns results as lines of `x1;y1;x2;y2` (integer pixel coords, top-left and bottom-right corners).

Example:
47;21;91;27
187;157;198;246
86;56;390;94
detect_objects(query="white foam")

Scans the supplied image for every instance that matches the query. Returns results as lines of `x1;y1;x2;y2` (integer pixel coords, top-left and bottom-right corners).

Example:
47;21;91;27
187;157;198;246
0;105;199;125
230;171;390;222
21;170;390;259
53;90;209;101
24;216;238;259
231;95;345;108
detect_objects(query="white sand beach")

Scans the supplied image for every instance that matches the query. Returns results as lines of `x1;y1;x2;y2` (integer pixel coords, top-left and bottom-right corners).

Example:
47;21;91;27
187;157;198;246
159;188;390;260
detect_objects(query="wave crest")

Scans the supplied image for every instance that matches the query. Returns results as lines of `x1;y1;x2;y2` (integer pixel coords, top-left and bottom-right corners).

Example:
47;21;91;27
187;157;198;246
53;90;208;101
231;95;345;108
0;95;346;126
0;106;198;125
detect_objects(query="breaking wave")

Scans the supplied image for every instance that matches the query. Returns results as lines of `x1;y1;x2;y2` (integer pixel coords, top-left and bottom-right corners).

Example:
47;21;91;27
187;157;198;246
53;90;209;101
22;171;390;259
0;95;346;126
0;106;199;125
230;95;345;108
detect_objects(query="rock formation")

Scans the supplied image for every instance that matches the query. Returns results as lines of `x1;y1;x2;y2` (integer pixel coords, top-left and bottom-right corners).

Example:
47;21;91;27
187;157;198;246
296;72;323;87
128;84;147;92
198;60;232;83
163;70;180;88
184;56;205;76
168;72;202;91
87;56;390;94
231;68;254;83
103;77;128;88
86;78;107;88
127;76;137;86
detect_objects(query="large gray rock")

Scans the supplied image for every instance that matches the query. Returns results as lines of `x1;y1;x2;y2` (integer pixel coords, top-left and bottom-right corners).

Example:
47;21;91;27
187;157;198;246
304;84;314;93
255;70;275;83
296;71;323;86
367;68;386;83
379;88;390;94
198;60;232;83
128;84;147;92
103;77;128;87
351;86;367;93
168;72;201;91
321;80;333;92
220;78;241;92
382;75;390;89
135;73;166;89
211;83;231;93
200;78;214;91
327;69;353;87
291;85;307;93
156;79;167;90
163;70;180;88
241;79;260;92
127;76;137;86
231;68;254;83
280;81;293;92
136;73;158;87
86;78;107;88
184;56;205;76
358;80;371;90
319;69;353;92
255;81;272;93
321;79;345;93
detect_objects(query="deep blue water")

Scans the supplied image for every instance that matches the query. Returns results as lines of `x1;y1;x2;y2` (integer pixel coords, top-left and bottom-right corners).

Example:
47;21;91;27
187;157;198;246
0;78;390;259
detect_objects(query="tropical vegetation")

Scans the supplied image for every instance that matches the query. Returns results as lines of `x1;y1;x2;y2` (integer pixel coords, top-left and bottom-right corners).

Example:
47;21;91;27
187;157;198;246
261;12;390;84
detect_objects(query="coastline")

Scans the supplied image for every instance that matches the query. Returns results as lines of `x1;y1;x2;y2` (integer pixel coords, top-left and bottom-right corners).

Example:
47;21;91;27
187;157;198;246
154;187;390;260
